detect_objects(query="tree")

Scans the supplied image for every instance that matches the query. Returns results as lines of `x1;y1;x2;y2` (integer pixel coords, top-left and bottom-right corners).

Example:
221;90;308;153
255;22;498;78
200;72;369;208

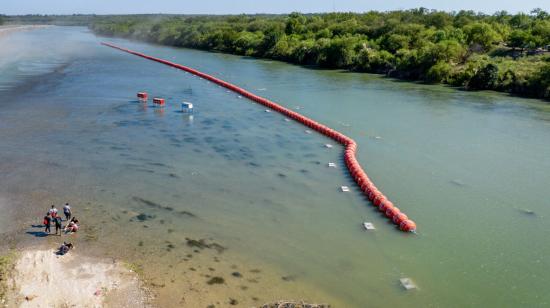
531;63;550;99
430;39;467;63
285;12;306;35
380;34;410;52
507;30;531;51
509;13;531;29
355;48;394;72
317;36;359;68
530;8;549;20
425;12;452;28
531;20;550;46
468;63;499;89
234;31;264;55
464;22;502;51
426;61;453;82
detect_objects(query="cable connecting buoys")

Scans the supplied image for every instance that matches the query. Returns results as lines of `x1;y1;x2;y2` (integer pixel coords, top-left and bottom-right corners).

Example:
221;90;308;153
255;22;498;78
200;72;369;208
153;98;165;106
137;92;148;101
102;42;417;233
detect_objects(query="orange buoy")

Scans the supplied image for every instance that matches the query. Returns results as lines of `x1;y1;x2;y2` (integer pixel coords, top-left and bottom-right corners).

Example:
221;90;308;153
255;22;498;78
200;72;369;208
386;206;400;218
368;190;378;201
393;212;408;225
379;200;394;212
364;184;375;194
373;195;387;207
400;220;416;232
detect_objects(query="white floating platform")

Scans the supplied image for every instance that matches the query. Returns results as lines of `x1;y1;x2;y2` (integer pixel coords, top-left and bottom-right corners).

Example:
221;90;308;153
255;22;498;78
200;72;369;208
265;109;271;113
341;186;350;192
237;95;242;98
400;278;417;290
325;144;333;148
305;130;312;134
363;222;375;230
284;118;290;122
328;162;336;168
181;102;194;113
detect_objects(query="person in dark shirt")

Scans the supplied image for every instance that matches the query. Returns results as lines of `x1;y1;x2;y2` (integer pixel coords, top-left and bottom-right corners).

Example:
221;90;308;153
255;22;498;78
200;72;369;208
43;213;51;234
58;242;73;255
54;216;63;236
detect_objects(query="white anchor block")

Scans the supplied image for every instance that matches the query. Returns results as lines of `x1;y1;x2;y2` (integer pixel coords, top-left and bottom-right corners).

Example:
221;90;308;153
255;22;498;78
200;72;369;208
341;186;350;192
400;278;417;290
325;144;333;148
328;162;337;168
363;222;375;230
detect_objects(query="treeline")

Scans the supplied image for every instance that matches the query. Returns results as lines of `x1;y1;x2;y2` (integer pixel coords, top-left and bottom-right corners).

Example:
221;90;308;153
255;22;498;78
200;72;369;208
1;14;97;26
89;10;550;100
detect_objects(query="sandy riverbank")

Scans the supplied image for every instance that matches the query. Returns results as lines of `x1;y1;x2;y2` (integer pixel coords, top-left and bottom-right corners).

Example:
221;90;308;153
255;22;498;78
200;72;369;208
0;26;49;39
7;247;149;307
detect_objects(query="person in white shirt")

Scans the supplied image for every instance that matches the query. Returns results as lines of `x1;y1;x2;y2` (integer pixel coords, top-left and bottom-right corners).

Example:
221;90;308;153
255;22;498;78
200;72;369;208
48;205;58;218
63;203;72;221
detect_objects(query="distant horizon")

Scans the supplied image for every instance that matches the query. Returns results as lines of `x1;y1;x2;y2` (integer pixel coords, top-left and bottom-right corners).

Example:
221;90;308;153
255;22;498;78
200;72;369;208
3;9;550;16
2;0;549;16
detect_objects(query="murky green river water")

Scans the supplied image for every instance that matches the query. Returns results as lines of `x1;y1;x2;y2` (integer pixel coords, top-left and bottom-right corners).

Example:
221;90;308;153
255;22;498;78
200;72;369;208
1;27;550;307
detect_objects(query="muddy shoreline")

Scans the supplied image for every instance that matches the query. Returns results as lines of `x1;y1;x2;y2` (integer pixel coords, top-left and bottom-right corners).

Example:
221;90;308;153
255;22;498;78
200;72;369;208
6;244;150;307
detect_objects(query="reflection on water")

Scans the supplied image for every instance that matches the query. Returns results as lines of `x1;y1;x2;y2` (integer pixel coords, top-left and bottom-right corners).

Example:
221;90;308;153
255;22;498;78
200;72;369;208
1;27;550;307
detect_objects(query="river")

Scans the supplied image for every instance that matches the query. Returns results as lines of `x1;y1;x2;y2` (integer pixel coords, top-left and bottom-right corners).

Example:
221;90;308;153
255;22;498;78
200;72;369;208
1;26;549;307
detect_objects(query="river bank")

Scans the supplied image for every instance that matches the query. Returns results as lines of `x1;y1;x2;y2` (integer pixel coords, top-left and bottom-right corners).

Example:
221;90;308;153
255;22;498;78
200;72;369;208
4;246;149;307
88;12;550;102
0;26;49;39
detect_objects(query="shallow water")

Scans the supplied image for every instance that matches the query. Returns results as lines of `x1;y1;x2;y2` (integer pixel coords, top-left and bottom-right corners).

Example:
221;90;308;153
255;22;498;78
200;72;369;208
1;27;550;307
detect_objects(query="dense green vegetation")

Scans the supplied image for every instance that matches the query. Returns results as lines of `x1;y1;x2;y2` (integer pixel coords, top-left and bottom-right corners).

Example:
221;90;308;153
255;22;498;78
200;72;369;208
89;10;550;100
5;10;550;100
1;14;96;26
89;10;550;101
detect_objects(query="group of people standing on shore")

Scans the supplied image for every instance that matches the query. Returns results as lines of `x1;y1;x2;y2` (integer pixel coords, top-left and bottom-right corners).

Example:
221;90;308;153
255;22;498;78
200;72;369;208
43;203;79;236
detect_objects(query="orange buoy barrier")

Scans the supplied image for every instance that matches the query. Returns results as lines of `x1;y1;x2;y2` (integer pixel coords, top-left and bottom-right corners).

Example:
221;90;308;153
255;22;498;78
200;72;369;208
102;42;416;233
